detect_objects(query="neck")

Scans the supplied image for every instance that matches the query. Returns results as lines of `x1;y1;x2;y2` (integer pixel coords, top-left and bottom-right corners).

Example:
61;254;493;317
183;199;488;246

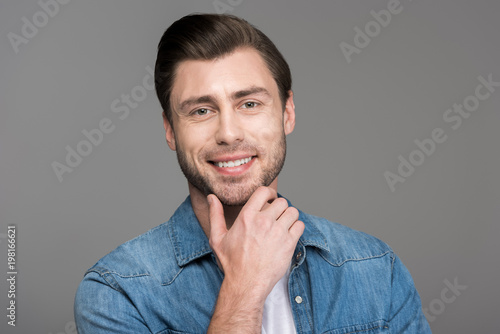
188;179;278;238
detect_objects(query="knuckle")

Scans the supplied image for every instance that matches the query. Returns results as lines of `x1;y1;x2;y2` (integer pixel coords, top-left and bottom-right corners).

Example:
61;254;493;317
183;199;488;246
208;234;223;249
240;209;253;222
208;237;216;248
290;220;305;236
297;220;305;232
287;206;299;218
274;197;288;207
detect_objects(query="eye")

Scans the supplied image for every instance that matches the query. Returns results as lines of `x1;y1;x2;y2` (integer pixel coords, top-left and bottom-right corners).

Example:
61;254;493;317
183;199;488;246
193;108;211;116
242;101;258;109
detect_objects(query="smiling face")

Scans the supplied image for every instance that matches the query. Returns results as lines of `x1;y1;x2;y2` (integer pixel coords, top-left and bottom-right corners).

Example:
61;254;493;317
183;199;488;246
165;47;295;206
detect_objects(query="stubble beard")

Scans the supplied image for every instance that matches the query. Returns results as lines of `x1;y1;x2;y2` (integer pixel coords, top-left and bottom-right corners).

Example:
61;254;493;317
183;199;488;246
175;133;287;206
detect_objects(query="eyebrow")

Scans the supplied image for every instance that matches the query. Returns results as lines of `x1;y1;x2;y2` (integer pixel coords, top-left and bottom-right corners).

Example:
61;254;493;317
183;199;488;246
232;86;271;100
178;86;272;112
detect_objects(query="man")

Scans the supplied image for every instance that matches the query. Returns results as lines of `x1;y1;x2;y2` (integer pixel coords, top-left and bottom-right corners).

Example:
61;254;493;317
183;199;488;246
75;14;431;333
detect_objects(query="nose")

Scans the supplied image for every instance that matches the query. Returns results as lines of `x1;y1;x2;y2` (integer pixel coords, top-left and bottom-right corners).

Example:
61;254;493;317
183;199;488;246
214;107;244;145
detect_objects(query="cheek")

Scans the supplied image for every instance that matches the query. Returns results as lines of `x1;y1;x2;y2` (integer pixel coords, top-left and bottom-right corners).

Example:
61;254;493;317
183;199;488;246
256;116;284;142
176;129;199;155
253;125;284;159
177;125;214;158
259;127;279;142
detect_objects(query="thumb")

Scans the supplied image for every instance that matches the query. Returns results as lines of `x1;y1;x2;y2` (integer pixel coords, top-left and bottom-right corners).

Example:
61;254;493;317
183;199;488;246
207;194;227;243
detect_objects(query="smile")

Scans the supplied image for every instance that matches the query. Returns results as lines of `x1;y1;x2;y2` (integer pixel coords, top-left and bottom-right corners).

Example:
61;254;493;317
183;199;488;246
212;157;254;168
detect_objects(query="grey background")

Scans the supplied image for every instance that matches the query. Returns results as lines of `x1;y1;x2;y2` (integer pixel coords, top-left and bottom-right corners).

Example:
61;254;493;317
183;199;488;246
1;0;498;333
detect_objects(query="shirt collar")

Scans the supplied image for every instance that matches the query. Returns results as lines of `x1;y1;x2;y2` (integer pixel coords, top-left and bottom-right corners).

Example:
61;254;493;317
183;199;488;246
168;195;330;268
282;196;330;253
168;196;213;267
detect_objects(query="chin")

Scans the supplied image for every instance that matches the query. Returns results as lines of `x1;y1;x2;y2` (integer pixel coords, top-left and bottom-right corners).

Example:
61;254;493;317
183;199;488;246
213;187;254;206
211;179;267;206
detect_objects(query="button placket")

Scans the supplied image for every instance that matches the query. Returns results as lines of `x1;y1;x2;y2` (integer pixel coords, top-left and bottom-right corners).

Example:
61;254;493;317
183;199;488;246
289;256;313;333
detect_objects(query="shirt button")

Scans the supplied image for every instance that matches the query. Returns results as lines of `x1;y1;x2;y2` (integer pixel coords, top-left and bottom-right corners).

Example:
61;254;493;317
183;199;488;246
295;296;303;304
296;252;302;260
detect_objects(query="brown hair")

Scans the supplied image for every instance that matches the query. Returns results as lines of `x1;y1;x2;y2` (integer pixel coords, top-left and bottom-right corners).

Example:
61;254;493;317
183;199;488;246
154;13;292;124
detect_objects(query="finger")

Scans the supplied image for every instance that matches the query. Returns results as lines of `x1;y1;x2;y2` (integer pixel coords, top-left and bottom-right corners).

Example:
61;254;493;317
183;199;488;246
276;206;300;229
263;197;290;220
288;220;305;241
244;186;278;212
208;194;227;243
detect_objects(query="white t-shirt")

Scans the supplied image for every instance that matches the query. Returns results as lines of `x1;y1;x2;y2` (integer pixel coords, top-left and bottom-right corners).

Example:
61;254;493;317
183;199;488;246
261;267;297;334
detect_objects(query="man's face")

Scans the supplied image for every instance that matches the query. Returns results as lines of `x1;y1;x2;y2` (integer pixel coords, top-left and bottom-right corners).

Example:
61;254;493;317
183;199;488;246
165;47;295;206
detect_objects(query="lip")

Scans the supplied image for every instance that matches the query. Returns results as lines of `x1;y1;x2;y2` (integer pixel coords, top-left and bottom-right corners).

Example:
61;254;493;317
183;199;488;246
208;155;256;176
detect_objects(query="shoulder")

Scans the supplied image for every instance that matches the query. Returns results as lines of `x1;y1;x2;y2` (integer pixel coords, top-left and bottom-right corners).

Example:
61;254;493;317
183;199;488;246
83;220;177;281
299;210;394;266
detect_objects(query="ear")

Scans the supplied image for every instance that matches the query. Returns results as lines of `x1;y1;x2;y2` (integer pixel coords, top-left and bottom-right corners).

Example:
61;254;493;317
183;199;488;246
283;90;296;135
162;112;176;151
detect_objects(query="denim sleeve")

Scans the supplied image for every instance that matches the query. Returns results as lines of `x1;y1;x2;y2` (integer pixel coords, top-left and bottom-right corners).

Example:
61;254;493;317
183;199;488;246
388;254;432;333
74;271;152;334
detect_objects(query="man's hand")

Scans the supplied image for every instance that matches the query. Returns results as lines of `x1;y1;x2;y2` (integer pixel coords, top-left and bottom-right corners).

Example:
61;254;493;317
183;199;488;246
207;186;304;333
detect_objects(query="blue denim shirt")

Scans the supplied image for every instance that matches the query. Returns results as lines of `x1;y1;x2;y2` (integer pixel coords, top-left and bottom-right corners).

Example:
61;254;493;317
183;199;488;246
75;196;431;333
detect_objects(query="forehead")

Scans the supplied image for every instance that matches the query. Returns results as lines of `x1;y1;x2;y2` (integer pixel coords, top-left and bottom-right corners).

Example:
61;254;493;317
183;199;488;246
170;48;279;106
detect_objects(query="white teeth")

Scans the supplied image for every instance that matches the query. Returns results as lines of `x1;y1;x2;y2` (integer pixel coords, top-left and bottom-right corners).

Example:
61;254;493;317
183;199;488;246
215;157;253;168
